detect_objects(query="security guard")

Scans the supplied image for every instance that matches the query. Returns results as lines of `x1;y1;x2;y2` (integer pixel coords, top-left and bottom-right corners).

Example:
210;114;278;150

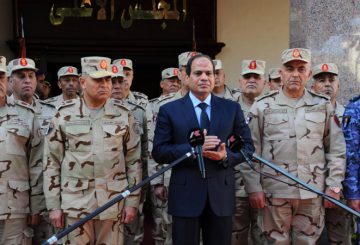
43;56;142;244
343;95;360;245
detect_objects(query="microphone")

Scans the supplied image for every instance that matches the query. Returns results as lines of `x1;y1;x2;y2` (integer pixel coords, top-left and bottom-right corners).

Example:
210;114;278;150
188;128;206;179
226;134;253;164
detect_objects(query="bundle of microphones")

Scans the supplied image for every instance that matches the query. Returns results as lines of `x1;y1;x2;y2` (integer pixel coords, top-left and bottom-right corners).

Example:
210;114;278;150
188;128;250;179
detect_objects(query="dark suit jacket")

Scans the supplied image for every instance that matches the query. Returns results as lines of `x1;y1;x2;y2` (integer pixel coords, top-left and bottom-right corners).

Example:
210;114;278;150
152;93;254;217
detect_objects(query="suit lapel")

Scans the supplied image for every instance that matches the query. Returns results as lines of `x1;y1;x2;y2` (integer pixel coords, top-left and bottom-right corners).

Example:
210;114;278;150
180;94;200;129
209;95;222;135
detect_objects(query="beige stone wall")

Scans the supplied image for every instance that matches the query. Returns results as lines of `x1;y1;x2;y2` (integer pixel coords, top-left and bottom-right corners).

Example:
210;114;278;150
217;0;290;89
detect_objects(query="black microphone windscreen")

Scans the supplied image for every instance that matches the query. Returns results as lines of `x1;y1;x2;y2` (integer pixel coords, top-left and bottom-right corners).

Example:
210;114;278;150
226;134;244;152
188;128;205;147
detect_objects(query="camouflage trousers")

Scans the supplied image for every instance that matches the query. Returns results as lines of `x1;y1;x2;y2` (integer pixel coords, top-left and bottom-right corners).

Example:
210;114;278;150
261;197;324;245
324;206;354;245
33;213;60;245
64;217;124;245
231;196;266;245
0;218;32;245
124;202;145;245
150;189;172;245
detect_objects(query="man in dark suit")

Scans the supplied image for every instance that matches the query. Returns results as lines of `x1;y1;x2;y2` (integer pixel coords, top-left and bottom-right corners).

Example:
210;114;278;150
152;54;254;245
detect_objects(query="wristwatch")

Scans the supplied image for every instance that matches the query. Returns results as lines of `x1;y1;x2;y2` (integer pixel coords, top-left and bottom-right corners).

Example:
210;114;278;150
329;186;341;194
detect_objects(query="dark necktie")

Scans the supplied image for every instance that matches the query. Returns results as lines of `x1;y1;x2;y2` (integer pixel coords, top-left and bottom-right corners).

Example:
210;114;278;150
198;102;210;131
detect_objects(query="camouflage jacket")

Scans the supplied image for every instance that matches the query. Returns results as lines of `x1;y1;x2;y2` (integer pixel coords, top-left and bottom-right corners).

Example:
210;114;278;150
241;89;346;199
342;96;360;200
29;98;56;215
126;91;153;184
148;92;182;186
231;90;254;197
43;97;141;220
45;94;79;108
213;85;236;101
0;96;42;219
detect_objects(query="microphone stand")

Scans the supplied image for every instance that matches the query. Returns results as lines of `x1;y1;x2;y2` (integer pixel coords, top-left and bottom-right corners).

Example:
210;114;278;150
42;151;194;245
193;145;206;179
240;149;360;218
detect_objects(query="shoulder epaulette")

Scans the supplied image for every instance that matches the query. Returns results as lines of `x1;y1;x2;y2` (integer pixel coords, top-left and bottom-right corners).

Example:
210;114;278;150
307;89;330;100
39;100;56;108
350;94;360;103
125;100;146;111
15;100;35;112
57;99;76;110
44;97;57;103
231;88;241;94
132;91;148;100
256;90;279;102
149;98;159;103
112;99;131;111
159;93;176;102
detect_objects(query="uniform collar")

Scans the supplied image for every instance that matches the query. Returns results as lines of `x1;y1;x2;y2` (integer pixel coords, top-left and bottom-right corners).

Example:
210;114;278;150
127;91;136;102
277;88;316;107
79;96;116;118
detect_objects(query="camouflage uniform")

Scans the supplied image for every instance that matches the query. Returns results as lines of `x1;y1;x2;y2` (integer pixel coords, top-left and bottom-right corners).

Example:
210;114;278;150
343;96;360;245
216;85;236;101
148;92;181;245
231;89;265;245
242;88;346;245
0;96;43;245
30;98;58;244
123;91;153;245
43;97;141;245
45;94;78;108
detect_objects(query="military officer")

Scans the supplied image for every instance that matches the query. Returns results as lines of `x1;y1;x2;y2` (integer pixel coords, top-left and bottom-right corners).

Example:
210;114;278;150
112;58;152;245
0;56;42;244
242;48;346;245
231;59;266;245
149;67;181;114
312;63;353;245
43;56;142;244
267;68;283;91
159;67;181;96
8;57;57;244
45;66;80;107
212;59;235;100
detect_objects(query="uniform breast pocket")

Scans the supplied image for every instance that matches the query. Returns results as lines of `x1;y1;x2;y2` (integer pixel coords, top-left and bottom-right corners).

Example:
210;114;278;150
264;113;290;140
65;125;92;152
6;126;30;156
305;112;325;139
7;179;30;213
61;179;90;210
102;124;127;152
